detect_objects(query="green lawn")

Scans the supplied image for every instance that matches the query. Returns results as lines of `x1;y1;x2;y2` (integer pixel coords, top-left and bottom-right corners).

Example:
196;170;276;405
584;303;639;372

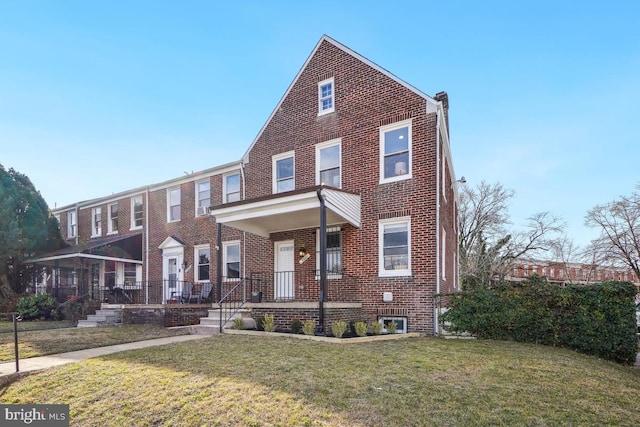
1;334;639;426
0;323;189;360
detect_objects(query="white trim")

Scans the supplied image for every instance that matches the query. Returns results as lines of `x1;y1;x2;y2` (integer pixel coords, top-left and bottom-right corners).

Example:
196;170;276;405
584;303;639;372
272;151;295;194
223;171;241;203
130;195;143;230
195;180;211;217
379;119;412;184
317;77;335;115
441;228;446;280
107;202;118;235
167;187;181;222
194;244;211;283
67;210;77;239
378;216;412;277
91;207;102;238
30;253;143;264
315;138;342;188
223;240;241;280
378;316;408;334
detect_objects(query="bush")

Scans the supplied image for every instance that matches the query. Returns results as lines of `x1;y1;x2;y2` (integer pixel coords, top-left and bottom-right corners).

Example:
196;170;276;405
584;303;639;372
233;318;245;330
354;321;367;337
291;318;302;334
262;314;276;332
385;320;398;334
255;315;265;331
371;321;383;335
302;320;316;336
331;320;348;338
16;294;60;320
441;279;638;364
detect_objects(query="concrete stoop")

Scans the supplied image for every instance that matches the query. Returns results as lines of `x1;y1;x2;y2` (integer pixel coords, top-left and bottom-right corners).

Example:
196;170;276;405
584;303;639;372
190;307;252;335
77;309;122;328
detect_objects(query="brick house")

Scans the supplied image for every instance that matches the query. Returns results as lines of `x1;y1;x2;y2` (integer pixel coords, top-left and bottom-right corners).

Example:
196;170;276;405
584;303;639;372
29;35;460;335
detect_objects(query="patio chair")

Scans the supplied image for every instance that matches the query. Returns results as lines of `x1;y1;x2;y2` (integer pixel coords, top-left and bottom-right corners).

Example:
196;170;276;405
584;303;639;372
178;282;194;304
195;282;213;303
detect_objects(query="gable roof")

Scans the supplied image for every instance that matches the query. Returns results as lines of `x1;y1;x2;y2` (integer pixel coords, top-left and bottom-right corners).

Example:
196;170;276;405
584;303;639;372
242;34;439;164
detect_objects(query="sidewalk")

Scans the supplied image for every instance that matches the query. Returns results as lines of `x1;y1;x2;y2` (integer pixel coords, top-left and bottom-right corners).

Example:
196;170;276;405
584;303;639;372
0;334;210;382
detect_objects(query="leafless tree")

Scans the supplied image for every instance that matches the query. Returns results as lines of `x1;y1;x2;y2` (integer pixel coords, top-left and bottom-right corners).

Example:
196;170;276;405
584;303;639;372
459;181;565;287
585;188;640;280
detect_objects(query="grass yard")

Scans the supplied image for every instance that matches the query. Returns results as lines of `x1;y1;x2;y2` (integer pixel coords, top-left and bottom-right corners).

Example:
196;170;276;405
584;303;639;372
1;334;639;426
0;324;189;361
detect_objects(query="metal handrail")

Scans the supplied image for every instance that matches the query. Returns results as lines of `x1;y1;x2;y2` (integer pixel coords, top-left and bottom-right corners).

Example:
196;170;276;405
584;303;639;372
218;277;249;334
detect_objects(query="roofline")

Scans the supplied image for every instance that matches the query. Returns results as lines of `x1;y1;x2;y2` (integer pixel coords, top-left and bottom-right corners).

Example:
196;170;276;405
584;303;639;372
242;34;438;164
52;160;243;213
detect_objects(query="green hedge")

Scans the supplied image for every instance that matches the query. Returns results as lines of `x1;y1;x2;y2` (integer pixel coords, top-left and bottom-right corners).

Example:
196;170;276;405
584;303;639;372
441;278;638;364
16;294;60;321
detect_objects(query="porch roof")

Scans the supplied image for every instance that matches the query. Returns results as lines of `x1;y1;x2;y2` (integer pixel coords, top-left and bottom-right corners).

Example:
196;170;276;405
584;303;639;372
28;233;143;267
211;186;361;237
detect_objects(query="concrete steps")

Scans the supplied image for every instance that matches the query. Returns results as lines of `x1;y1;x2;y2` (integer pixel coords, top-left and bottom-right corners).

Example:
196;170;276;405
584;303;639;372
77;309;122;328
190;307;252;335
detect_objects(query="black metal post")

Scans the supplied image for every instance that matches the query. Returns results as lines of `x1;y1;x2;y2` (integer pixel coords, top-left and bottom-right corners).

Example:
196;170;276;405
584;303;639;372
12;312;19;372
317;189;327;333
216;222;223;304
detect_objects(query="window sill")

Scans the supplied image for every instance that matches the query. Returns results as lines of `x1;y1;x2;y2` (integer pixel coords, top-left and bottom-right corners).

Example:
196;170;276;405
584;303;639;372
379;174;412;185
318;109;335;117
379;270;412;278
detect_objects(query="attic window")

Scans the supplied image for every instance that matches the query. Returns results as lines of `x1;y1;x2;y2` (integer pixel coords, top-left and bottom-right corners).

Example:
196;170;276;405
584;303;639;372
318;77;335;115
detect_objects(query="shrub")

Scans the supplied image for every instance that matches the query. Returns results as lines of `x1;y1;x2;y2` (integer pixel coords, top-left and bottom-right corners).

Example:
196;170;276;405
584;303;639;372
331;320;348;338
354;321;367;337
291;318;302;334
262;314;276;332
371;321;383;335
16;294;60;320
302;320;316;336
233;318;245;330
255;315;265;331
385;320;398;334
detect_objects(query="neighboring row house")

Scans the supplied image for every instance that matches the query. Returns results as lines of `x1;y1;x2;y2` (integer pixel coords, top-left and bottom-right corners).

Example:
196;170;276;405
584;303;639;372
30;35;460;335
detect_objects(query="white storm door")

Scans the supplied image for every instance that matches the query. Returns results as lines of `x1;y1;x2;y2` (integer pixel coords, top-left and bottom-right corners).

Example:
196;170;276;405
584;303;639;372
274;240;295;300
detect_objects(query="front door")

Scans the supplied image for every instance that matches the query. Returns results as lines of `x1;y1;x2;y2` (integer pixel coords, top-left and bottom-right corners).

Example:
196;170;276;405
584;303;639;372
274;240;295;300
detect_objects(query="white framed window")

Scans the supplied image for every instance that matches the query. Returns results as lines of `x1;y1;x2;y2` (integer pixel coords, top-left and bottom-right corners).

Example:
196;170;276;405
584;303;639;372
167;187;181;222
378;317;407;334
223;241;240;280
316;226;342;278
379;217;411;277
316;139;341;188
273;151;295;194
107;203;118;234
67;210;76;238
131;195;143;229
318;77;335;115
380;119;412;183
91;207;102;237
194;245;210;283
441;228;446;280
224;172;241;203
196;180;211;217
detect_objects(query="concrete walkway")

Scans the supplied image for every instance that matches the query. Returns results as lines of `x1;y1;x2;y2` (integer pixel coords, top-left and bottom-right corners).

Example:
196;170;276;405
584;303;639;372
0;334;210;382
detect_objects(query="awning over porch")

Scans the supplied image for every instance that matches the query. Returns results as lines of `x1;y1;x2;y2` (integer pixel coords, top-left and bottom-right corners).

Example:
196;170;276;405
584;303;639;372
28;233;143;268
211;186;361;237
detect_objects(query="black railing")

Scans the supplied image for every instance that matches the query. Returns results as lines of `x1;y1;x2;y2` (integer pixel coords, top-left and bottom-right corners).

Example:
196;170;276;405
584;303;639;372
218;277;250;333
249;270;360;302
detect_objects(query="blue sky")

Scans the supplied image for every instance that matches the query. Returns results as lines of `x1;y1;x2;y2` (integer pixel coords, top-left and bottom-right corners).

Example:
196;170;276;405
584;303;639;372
1;1;638;247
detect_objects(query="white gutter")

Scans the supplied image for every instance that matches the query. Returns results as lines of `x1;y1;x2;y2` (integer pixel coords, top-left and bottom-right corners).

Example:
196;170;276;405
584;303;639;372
240;163;247;280
145;186;150;304
434;104;442;336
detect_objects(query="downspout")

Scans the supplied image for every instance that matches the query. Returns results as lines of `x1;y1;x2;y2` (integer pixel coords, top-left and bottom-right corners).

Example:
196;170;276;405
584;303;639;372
145;187;150;304
75;203;80;246
317;188;327;334
434;104;442;336
240;162;247;286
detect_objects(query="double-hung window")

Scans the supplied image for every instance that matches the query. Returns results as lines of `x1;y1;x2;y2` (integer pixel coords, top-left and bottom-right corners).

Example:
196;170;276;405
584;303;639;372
379;217;411;277
196;181;210;216
91;207;102;237
380;119;412;183
131;195;143;229
223;241;240;280
316;139;341;188
67;210;77;238
273;152;295;193
316;226;342;277
195;245;210;282
168;187;181;222
108;203;118;234
318;77;335;115
224;172;241;203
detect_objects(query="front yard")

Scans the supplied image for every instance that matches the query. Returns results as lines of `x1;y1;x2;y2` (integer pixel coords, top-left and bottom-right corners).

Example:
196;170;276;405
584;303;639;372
1;333;639;426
